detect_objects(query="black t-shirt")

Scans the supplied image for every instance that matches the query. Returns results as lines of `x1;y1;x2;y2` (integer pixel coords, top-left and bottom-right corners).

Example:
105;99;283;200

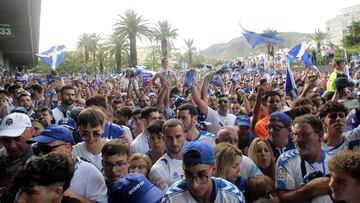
61;196;82;203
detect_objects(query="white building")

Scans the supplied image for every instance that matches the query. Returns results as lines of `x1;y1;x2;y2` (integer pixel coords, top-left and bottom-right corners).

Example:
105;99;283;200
325;4;360;46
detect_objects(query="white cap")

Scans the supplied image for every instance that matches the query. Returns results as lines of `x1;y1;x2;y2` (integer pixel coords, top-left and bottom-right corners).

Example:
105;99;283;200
0;113;32;137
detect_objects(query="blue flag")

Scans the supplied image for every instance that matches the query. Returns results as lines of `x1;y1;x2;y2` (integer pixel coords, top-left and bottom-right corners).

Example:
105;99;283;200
37;45;66;69
288;43;320;73
285;66;298;99
239;24;284;48
344;49;351;80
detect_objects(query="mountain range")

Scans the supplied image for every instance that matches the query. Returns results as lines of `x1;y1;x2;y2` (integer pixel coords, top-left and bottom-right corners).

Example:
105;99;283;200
200;32;311;59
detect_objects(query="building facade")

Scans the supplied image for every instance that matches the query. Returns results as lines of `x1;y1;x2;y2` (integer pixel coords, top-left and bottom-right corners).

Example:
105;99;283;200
326;4;360;46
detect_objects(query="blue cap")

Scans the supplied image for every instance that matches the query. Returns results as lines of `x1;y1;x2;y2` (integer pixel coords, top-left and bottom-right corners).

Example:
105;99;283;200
27;124;74;145
58;117;77;130
235;115;251;126
182;140;215;166
111;173;164;203
269;111;292;127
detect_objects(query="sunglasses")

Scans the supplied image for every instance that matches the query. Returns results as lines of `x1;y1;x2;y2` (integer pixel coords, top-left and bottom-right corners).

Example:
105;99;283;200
32;143;67;156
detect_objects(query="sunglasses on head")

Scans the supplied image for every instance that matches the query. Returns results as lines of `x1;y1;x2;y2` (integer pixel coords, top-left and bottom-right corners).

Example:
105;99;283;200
218;99;228;104
32;143;67;156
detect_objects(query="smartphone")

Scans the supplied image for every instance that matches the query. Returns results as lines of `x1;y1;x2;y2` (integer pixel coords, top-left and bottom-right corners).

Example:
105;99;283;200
342;99;360;110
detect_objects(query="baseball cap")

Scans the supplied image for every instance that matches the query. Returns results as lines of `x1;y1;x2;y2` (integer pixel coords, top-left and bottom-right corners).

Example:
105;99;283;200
27;124;74;145
269;111;292;127
0;113;32;137
235;115;251;126
182;140;215;166
111;173;164;203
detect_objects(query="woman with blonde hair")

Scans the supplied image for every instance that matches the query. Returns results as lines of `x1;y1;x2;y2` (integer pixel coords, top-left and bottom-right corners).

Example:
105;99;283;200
215;142;247;191
248;137;275;180
128;153;152;178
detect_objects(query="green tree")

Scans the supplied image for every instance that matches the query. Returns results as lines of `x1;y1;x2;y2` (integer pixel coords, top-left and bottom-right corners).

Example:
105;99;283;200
309;28;329;52
153;20;178;58
58;51;84;75
88;33;101;63
184;38;196;66
77;33;92;63
105;34;129;72
113;9;153;66
143;46;161;71
343;20;360;47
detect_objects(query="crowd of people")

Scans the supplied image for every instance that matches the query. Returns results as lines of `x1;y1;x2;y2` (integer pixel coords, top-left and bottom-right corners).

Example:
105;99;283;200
0;56;360;203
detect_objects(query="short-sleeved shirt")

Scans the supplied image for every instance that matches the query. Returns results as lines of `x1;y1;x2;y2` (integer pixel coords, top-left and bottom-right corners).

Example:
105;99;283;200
206;107;236;135
70;157;108;203
72;142;105;171
322;125;360;155
162;177;245;203
148;153;184;191
130;132;149;155
275;149;332;203
185;130;216;146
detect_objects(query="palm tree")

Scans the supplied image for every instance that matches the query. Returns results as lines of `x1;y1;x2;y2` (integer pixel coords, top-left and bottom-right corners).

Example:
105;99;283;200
153;20;178;58
96;45;108;73
184;38;196;66
309;28;329;52
113;9;153;66
77;33;92;62
105;34;129;72
263;28;279;58
88;33;101;63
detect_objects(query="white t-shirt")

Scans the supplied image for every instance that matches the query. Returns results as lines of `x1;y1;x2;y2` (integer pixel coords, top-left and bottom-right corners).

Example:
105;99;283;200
322;125;360;156
72;142;103;171
52;107;65;124
130;132;149;155
206;107;236;135
185;130;216;146
163;177;245;203
121;125;134;143
70;157;108;203
149;153;184;191
240;155;263;178
275;149;332;203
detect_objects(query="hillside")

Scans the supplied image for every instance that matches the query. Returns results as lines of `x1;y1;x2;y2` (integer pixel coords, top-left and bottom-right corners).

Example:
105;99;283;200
200;32;310;59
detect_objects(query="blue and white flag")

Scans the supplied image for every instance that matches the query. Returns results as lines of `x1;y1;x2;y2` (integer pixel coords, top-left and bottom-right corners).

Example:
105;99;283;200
239;24;284;48
288;43;320;73
285;66;298;99
344;49;351;80
36;45;66;69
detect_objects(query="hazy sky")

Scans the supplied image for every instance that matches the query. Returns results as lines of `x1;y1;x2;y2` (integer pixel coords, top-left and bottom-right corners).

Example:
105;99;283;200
39;0;359;52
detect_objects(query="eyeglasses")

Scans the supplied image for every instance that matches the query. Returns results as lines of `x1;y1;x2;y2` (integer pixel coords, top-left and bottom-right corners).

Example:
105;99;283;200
265;124;287;131
32;143;67;156
80;132;102;140
218;100;228;105
102;161;127;169
128;165;148;171
184;172;209;184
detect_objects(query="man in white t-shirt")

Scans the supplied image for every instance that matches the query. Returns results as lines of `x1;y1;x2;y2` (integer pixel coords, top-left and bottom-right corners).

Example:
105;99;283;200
177;103;216;146
276;114;332;203
320;101;360;155
149;119;185;191
163;140;245;203
191;85;236;135
27;125;108;203
151;58;178;88
130;107;162;155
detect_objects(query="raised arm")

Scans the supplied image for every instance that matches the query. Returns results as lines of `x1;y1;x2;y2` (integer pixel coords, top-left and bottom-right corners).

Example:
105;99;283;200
191;85;209;117
201;72;216;100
